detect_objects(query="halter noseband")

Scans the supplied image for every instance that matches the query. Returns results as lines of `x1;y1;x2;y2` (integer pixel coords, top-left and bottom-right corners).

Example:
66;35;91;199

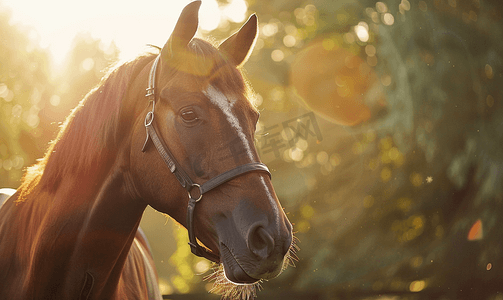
141;55;271;262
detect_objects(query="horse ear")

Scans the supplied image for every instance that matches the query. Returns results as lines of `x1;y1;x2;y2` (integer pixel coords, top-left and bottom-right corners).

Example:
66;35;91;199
219;14;258;67
161;1;201;59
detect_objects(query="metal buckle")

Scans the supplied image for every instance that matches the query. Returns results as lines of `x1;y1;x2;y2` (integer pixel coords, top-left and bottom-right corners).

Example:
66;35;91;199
188;183;203;202
144;100;155;127
144;111;154;127
145;87;155;98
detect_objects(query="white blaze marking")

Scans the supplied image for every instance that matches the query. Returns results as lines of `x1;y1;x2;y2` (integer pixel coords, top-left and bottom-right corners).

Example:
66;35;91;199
203;85;254;160
204;85;280;227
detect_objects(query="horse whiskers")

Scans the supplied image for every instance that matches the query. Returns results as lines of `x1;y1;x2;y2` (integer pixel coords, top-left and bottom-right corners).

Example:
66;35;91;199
282;234;300;272
204;233;299;300
204;264;262;300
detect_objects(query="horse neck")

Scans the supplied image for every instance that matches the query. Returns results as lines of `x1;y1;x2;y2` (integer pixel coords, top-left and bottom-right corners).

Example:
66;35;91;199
23;90;148;298
0;56;155;299
23;158;147;299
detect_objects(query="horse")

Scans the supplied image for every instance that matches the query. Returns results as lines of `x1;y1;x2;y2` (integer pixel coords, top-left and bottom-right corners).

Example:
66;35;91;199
0;2;294;299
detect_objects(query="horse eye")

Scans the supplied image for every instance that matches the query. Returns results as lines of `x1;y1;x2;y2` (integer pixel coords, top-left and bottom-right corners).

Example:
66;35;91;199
181;109;198;122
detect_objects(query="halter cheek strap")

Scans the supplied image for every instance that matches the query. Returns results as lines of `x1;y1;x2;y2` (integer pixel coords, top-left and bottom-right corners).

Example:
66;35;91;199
142;55;271;262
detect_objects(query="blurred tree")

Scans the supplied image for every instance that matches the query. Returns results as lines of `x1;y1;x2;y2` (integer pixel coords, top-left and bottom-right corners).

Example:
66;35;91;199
0;8;120;188
51;32;120;118
211;0;503;299
363;1;503;298
0;5;54;188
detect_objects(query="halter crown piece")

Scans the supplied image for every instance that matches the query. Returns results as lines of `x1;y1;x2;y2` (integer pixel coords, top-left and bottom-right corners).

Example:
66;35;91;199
142;55;272;261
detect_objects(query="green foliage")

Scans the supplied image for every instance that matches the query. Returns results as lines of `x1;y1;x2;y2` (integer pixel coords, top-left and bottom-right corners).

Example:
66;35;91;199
241;0;503;297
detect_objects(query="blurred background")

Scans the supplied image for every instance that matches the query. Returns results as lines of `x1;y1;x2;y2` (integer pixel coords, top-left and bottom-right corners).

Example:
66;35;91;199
1;0;502;299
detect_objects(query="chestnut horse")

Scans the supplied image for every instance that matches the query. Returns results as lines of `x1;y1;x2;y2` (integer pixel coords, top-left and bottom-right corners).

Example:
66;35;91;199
0;2;293;299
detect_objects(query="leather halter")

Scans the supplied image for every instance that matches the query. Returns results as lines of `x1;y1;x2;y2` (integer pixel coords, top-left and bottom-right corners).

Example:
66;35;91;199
141;55;272;261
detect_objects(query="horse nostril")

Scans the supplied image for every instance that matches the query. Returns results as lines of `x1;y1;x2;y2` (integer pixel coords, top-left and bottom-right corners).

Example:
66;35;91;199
247;225;275;260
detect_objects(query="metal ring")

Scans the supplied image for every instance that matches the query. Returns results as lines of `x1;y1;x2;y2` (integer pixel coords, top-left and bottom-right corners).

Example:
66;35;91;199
188;183;203;202
144;111;154;127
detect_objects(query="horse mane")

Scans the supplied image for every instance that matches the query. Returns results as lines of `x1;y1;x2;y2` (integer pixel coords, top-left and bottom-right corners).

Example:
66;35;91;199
17;53;156;201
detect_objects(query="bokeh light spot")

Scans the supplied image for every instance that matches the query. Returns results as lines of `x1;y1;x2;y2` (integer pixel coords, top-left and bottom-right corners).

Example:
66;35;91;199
355;23;369;42
468;219;483;241
419;1;428;12
289;147;304;161
330;153;341;166
410;172;423;187
283;35;296;47
3;159;12;171
81;58;95;71
344;32;355;44
365;44;376;57
316;151;328;165
410;256;423;268
0;83;8;98
296;220;310;233
301;205;315;219
379;137;393;150
296;138;308;151
381;75;392;86
158;278;174;295
262;23;278;37
271;49;284;62
376;2;388;13
50;95;61;107
11;155;24;170
194;260;210;274
485;64;494;79
171;275;190;293
388;147;400;161
397;197;412;212
367;55;377;66
382;13;395;25
285;24;298;36
409;280;426;292
400;0;411;12
26;114;40;128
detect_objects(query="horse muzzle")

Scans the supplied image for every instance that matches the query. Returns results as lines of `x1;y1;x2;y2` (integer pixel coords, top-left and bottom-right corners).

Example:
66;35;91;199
218;216;293;284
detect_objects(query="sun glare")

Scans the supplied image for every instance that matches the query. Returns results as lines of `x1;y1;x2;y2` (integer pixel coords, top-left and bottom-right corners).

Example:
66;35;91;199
200;0;248;31
2;0;249;70
200;0;222;31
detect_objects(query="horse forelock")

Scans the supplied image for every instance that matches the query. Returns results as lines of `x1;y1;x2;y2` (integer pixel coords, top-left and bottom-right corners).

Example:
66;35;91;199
17;54;156;201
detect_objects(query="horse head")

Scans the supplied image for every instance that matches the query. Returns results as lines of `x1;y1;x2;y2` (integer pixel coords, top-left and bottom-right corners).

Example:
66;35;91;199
129;1;293;286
